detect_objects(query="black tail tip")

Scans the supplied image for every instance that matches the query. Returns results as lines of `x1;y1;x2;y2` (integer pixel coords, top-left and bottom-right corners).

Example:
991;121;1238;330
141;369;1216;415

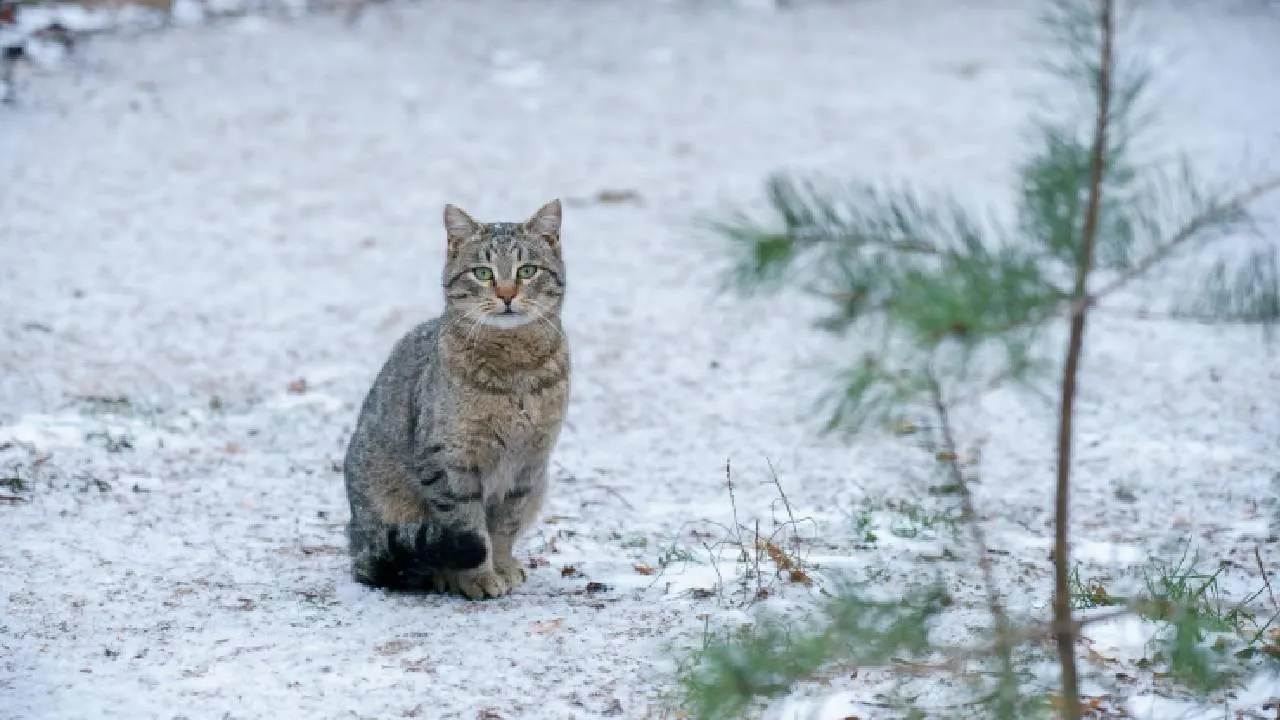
421;527;487;570
357;528;489;590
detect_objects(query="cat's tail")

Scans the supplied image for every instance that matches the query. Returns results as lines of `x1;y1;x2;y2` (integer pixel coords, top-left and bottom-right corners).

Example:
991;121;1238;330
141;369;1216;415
351;520;488;589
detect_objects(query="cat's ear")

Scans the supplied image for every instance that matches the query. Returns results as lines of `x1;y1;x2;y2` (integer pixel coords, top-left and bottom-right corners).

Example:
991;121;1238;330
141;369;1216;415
443;203;481;251
523;199;562;247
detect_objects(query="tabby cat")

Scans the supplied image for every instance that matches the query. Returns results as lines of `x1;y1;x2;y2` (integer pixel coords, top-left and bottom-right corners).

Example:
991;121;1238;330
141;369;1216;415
342;200;570;600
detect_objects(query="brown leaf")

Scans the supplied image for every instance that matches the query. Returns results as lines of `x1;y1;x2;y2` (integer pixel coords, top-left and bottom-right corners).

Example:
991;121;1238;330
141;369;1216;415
0;2;17;25
298;544;342;556
527;556;550;569
788;568;813;585
560;565;581;577
594;189;641;205
632;564;656;576
287;378;308;394
1087;647;1118;665
375;639;412;655
532;618;563;634
401;658;434;673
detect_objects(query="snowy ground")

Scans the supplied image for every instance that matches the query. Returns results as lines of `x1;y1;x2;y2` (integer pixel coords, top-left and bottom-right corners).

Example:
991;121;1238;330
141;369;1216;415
2;0;1280;718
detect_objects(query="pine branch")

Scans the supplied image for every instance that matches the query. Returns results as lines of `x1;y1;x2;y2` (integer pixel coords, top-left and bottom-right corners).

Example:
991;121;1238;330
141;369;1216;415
1086;176;1280;307
1177;246;1280;327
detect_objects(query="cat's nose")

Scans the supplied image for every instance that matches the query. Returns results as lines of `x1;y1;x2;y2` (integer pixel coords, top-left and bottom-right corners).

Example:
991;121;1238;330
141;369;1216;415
494;282;517;303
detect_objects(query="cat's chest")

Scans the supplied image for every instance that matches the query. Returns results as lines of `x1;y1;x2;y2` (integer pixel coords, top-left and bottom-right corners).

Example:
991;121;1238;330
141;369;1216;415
454;380;568;458
484;391;561;448
455;383;566;499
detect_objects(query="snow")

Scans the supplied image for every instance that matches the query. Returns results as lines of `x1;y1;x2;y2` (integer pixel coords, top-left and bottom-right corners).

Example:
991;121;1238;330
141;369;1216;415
2;0;1279;718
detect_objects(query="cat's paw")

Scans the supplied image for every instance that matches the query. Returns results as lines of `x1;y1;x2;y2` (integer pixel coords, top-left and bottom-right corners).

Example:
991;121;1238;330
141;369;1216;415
494;556;528;590
434;567;509;600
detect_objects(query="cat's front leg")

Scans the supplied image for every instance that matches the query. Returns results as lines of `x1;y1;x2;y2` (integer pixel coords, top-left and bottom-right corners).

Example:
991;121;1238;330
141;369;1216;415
486;463;549;591
425;463;510;600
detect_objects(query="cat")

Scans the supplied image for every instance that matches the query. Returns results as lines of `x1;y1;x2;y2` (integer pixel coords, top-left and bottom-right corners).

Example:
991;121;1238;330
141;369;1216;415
342;199;570;600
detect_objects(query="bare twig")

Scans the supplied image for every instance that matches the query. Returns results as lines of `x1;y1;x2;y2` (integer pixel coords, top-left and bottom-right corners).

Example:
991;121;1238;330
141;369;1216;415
1254;545;1278;612
1052;3;1114;717
593;483;636;511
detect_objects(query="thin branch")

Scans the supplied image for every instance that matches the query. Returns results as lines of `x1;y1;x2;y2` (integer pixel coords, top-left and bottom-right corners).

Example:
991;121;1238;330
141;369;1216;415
1254;545;1278;612
1084;177;1280;308
887;606;1137;678
925;374;1017;701
1052;2;1115;716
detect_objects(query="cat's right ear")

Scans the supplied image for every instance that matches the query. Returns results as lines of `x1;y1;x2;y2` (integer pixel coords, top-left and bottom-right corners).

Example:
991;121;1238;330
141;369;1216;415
443;203;481;253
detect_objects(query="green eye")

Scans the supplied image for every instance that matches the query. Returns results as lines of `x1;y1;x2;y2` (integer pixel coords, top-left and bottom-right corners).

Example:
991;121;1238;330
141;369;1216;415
516;264;538;279
473;267;494;281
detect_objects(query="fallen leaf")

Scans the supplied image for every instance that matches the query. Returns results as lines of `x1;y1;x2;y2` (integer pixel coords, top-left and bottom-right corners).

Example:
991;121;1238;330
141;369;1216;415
560;565;581;578
375;639;412;655
585;581;611;594
299;544;342;556
527;556;550;569
287;378;308;394
401;658;434;673
632;564;656;576
892;421;918;436
595;189;641;205
532;618;563;634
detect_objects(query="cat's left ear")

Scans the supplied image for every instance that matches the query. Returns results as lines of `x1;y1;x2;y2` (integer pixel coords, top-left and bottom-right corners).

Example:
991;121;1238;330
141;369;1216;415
523;199;562;248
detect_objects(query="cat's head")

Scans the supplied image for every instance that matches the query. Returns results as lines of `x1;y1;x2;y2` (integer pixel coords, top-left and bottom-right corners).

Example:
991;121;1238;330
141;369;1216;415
440;200;565;330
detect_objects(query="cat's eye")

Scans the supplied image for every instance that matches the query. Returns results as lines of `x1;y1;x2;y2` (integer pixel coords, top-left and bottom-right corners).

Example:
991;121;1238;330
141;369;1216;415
516;264;538;280
473;267;494;281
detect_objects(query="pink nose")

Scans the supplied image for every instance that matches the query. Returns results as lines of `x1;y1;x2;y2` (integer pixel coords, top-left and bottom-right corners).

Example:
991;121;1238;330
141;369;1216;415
495;283;517;302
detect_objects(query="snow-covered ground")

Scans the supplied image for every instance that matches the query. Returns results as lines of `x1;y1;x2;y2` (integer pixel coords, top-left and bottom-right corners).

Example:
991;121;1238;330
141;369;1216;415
2;0;1279;718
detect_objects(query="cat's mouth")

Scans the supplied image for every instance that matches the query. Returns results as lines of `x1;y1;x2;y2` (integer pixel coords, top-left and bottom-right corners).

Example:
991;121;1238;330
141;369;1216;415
482;310;534;329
